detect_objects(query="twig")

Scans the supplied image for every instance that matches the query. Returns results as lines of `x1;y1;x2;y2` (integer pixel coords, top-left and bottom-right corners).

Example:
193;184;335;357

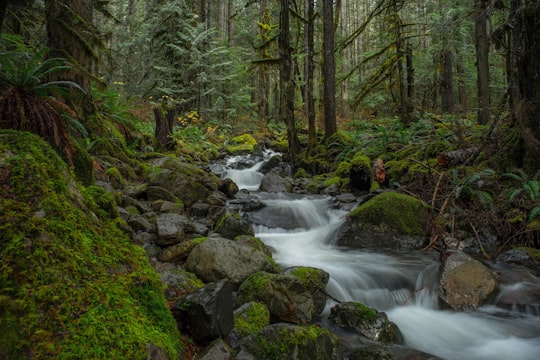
469;221;491;260
401;286;425;305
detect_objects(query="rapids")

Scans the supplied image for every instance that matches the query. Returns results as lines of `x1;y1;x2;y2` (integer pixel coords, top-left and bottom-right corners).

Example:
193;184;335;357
215;153;540;360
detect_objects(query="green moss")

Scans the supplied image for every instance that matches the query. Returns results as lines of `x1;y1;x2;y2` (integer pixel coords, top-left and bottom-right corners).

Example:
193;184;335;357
86;185;119;220
72;141;95;186
336;161;351;178
353;302;377;322
290;267;319;288
227;134;257;154
350;192;431;236
234;302;270;337
238;272;273;298
323;176;341;187
105;166;125;189
294;167;309;178
351;152;371;168
254;325;336;360
0;130;182;359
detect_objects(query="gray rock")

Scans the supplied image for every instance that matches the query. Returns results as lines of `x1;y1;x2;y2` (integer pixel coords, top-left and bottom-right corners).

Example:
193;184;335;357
282;266;330;316
329;302;403;344
146;185;178;202
155;213;186;246
128;214;153;233
198;339;233;360
215;213;255;239
439;251;498;311
185;237;278;284
172;280;234;343
260;169;293;193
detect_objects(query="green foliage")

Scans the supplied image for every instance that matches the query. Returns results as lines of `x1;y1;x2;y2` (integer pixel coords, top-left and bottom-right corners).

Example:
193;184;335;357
0;36;85;165
503;169;540;222
451;168;495;205
234;302;270;337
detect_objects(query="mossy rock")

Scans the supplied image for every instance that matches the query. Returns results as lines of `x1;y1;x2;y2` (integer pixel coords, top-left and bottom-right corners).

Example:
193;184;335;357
238;323;342;360
0;130;182;359
336;161;352;178
227;134;257;154
337;192;431;251
233;302;271;337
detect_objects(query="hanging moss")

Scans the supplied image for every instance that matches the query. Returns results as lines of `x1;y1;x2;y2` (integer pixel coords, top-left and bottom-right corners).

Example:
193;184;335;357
0;130;182;359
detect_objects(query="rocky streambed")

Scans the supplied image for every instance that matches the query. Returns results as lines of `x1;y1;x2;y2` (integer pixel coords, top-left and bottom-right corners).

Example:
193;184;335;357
114;150;540;360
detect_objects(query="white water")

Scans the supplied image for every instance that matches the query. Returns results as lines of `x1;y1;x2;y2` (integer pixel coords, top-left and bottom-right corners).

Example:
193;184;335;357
221;156;540;360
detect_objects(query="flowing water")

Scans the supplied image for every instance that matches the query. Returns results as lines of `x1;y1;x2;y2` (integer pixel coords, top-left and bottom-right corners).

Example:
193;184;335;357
216;154;540;360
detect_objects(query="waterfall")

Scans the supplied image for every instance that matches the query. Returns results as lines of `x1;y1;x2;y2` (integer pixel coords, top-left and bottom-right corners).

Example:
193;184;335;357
216;154;540;360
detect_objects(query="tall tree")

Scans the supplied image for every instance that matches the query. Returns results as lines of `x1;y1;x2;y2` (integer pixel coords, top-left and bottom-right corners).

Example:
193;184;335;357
323;0;337;139
45;0;97;97
511;0;540;173
279;0;300;158
304;0;316;148
475;0;491;124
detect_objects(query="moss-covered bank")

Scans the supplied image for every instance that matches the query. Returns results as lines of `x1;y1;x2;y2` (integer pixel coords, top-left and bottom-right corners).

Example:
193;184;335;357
0;130;182;359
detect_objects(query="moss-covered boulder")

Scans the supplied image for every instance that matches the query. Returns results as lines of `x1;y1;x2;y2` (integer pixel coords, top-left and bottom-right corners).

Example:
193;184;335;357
215;212;255;239
237;272;316;325
0;130;182;359
328;302;403;344
232;301;271;338
282;266;330;316
337;192;431;251
226;134;257;154
237;323;343;360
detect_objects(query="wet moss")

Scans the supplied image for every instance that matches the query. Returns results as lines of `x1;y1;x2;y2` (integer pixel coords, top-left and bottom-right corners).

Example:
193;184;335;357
227;134;257;154
353;302;377;322
350;192;431;236
234;302;270;337
0;130;182;359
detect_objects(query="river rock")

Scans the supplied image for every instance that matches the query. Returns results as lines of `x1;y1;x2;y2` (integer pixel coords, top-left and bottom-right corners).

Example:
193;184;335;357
260;168;293;193
439;251;498;311
158;237;205;263
155;213;186;246
329;302;403;344
218;178;239;198
236;323;343;360
185;237;278;284
336;192;430;251
214;212;255;239
282;266;330;316
147;167;210;207
236;272;316;325
146;185;178;202
198;339;233;360
172;280;234;343
497;247;540;275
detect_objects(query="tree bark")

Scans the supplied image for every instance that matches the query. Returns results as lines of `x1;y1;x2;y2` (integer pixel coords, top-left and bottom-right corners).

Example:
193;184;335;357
304;0;316;148
323;0;337;139
475;0;491;124
512;0;540;173
441;50;455;114
279;0;300;159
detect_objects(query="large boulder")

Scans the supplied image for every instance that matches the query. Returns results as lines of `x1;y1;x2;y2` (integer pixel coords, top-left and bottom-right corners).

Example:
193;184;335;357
439;251;498;311
185;236;278;284
260;168;293;193
172;280;234;343
328;302;403;343
236;323;343;360
148;168;210;207
155;213;187;246
337;192;430;251
236;272;316;325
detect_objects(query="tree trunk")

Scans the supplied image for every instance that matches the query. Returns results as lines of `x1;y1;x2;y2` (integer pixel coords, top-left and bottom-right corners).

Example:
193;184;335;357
154;106;176;148
323;0;337;139
304;0;316;148
441;50;455;114
475;0;491;124
512;0;540;173
279;0;300;159
406;41;415;121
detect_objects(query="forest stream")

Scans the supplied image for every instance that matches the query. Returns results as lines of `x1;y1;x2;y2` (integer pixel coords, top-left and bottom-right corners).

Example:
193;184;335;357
214;152;540;360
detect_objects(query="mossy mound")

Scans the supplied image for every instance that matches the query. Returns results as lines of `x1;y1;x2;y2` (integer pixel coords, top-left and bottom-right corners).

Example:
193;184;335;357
227;134;257;154
337;192;431;251
0;130;182;359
